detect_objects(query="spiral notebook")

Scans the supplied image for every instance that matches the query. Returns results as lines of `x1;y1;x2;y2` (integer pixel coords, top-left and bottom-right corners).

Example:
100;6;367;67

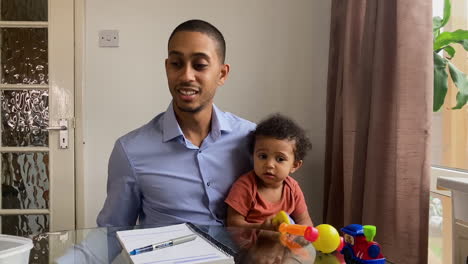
116;223;235;264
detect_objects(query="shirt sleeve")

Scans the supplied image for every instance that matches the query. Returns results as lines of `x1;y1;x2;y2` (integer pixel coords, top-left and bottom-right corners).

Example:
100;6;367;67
96;140;141;227
224;173;254;216
290;179;308;218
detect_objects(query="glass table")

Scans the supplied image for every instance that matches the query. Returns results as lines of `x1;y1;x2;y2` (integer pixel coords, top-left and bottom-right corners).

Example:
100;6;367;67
29;224;389;264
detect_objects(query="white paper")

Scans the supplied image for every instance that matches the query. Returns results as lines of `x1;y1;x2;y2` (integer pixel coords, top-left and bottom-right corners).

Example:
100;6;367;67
117;224;233;264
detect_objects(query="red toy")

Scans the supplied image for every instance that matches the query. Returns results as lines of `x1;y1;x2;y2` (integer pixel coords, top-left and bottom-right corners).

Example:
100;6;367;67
340;224;385;264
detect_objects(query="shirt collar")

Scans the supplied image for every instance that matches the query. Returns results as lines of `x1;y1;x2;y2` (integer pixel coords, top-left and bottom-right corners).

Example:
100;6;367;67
162;102;232;142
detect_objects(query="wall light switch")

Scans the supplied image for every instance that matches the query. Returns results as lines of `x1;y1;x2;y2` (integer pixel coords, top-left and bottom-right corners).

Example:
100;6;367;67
99;30;119;47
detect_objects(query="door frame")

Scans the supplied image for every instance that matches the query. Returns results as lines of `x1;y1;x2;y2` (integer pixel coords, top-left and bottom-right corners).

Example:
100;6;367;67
74;0;86;229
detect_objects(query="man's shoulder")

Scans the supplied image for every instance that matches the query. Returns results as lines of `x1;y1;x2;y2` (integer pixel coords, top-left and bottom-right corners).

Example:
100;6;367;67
221;111;256;132
116;112;164;146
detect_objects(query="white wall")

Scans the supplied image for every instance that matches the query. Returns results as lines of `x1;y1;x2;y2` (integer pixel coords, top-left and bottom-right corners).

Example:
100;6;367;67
81;0;331;228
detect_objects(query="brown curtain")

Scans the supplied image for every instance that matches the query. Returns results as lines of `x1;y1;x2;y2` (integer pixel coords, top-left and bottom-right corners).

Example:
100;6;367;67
324;1;432;263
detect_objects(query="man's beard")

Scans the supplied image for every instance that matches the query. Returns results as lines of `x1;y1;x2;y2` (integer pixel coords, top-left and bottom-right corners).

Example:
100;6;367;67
175;101;206;113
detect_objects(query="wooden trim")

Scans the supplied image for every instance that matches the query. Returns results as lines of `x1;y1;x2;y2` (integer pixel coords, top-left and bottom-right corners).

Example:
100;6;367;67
0;209;49;215
0;21;48;28
0;84;49;90
0;147;49;152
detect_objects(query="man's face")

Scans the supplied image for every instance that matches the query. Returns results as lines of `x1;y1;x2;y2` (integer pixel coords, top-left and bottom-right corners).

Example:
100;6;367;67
166;31;229;114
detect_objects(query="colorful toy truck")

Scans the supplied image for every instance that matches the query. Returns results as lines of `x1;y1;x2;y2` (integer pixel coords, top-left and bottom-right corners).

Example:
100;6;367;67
340;224;385;264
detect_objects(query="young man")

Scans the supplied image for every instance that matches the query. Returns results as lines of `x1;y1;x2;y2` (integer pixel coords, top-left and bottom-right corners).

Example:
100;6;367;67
97;20;255;227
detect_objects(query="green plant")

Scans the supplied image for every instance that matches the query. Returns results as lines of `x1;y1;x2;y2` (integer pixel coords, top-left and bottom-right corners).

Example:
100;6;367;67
433;0;468;111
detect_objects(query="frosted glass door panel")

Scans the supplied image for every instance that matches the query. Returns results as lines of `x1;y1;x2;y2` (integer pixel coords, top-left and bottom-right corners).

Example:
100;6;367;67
1;28;48;85
1;214;48;236
0;0;47;21
1;90;49;147
1;152;49;209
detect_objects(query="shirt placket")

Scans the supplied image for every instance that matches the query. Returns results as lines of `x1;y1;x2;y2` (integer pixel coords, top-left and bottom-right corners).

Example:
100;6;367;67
196;139;223;223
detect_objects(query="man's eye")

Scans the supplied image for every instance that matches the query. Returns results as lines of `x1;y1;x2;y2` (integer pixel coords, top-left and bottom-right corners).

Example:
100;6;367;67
170;61;181;67
193;64;207;70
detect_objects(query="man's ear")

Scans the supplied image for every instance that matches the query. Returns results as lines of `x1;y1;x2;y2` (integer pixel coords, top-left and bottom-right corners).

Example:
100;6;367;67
164;58;168;71
217;63;230;86
290;160;303;174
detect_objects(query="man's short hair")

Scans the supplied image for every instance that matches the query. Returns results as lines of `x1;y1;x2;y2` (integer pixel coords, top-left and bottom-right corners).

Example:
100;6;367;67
168;19;226;63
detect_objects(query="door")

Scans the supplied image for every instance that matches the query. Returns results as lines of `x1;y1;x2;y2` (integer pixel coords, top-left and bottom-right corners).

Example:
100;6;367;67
0;0;75;262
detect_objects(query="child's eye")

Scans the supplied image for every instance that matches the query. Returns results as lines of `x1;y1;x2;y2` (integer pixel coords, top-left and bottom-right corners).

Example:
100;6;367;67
276;156;286;162
258;154;267;159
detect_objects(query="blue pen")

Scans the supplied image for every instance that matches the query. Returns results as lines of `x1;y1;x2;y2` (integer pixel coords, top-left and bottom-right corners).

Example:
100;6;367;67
129;234;197;256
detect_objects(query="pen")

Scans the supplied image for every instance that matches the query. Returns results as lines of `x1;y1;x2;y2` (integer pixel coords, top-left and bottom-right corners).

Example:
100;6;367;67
129;234;197;256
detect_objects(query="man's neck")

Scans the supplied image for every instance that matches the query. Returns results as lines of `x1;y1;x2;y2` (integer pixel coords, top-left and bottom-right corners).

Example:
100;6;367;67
174;105;213;147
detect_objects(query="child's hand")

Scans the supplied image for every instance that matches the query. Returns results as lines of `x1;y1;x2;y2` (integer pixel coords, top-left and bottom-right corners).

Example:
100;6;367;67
260;215;278;231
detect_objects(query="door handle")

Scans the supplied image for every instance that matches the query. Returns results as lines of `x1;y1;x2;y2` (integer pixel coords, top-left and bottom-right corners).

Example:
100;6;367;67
45;126;67;131
44;119;68;149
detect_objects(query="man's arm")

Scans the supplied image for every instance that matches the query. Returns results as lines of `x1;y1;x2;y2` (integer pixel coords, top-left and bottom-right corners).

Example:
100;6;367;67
97;140;141;227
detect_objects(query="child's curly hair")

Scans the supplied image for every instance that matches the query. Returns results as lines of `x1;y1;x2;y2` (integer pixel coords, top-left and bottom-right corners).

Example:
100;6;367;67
251;113;312;161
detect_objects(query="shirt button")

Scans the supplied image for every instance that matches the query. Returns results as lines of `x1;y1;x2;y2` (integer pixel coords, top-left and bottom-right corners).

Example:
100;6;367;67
198;150;202;153
207;182;211;187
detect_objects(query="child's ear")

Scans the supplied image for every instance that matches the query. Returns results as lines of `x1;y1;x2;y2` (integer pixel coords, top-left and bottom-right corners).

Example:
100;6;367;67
290;160;303;174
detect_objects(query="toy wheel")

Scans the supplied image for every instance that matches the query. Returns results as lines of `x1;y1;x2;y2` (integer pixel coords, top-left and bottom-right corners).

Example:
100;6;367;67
342;248;354;264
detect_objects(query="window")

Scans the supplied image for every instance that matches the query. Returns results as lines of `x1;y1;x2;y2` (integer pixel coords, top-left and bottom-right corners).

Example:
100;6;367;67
430;1;468;263
432;0;468;171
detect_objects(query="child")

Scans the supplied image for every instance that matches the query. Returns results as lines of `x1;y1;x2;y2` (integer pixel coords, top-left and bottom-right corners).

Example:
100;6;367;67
225;113;313;230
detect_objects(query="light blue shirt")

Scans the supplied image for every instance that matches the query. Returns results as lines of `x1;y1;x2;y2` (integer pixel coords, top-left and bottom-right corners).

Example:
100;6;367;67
97;102;255;227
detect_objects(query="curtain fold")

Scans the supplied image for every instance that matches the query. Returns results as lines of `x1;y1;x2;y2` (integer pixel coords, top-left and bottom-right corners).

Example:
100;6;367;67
324;1;432;263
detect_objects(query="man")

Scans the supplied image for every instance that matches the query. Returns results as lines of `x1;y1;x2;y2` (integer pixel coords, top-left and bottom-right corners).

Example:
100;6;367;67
97;19;255;227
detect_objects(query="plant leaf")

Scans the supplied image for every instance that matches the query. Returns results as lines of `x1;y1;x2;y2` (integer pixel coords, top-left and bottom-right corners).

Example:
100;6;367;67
448;61;468;109
434;52;449;111
443;45;456;58
433;0;451;32
453;92;468;110
434;30;468;51
440;0;451;28
457;40;468;52
433;16;443;33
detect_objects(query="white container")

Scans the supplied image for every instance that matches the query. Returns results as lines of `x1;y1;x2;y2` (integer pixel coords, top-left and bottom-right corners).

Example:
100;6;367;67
0;234;33;264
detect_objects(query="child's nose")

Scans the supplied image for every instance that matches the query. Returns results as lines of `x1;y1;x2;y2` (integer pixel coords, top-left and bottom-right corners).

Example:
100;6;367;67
265;159;274;168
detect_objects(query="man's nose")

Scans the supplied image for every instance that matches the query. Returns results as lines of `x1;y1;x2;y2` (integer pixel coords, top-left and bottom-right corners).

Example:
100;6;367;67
180;65;196;82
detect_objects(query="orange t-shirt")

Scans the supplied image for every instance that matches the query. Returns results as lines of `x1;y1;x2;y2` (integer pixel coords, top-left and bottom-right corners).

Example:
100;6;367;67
225;171;308;223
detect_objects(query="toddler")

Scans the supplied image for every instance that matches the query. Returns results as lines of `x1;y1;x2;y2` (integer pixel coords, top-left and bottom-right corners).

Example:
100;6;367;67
225;114;313;230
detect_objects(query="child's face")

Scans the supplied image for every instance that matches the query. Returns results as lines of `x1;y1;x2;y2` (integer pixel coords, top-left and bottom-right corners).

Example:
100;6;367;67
253;136;303;188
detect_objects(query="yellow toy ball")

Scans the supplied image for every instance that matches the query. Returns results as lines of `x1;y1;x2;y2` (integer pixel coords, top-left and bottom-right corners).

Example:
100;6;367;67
312;224;340;254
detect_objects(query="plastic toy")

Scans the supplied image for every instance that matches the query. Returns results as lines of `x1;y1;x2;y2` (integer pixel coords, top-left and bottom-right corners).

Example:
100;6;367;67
312;224;344;254
272;211;295;226
340;224;385;264
278;233;312;260
274;211;344;254
278;222;319;242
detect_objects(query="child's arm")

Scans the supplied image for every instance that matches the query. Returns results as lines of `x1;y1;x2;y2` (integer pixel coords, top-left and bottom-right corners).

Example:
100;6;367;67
293;211;313;226
227;206;276;230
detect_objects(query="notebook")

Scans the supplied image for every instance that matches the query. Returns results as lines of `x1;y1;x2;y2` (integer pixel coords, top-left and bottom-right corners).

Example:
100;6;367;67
116;223;235;264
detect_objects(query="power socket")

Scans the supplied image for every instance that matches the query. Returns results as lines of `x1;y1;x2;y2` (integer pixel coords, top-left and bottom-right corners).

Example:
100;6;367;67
99;30;119;47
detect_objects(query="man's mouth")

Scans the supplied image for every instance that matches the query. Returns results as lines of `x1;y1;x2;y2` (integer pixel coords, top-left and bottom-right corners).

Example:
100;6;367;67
178;89;198;95
177;87;199;100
